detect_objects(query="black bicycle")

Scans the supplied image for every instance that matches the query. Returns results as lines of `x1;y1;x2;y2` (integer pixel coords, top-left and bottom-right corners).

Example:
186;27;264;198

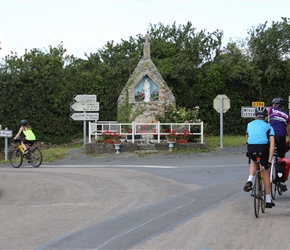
251;152;265;218
10;139;43;168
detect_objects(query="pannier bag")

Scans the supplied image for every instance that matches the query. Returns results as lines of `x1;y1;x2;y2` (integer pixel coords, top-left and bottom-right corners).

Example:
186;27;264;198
275;158;290;182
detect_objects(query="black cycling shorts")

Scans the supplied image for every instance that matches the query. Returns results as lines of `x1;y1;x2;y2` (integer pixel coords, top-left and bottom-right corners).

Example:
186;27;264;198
247;144;269;169
22;139;35;147
275;135;286;158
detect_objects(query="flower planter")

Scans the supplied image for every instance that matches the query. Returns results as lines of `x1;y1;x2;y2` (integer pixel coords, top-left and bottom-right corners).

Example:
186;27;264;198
113;140;121;145
103;139;113;144
176;139;188;143
167;139;176;143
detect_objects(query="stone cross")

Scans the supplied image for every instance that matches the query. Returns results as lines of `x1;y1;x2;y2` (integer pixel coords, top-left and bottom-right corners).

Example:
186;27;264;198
143;34;150;59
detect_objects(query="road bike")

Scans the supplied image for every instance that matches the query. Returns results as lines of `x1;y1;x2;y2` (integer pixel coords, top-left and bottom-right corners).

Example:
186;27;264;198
10;139;43;168
251;152;265;218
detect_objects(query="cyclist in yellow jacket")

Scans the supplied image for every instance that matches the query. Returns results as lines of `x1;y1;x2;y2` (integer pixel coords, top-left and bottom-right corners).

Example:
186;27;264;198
13;119;36;154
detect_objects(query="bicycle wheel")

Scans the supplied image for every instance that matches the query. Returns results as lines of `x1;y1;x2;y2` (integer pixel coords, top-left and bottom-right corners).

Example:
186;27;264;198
29;147;43;167
270;162;277;200
277;182;283;195
261;180;266;213
10;149;23;168
253;172;260;218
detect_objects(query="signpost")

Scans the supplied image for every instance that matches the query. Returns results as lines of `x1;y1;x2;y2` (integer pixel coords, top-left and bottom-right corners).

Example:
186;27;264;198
70;102;99;112
241;107;256;118
0;128;13;161
74;94;97;103
70;113;99;121
213;94;230;149
252;102;264;107
0;129;13;138
70;94;99;145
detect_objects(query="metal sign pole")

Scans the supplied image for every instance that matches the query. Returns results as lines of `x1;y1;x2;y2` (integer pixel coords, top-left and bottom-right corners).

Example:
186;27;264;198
220;96;223;149
83;112;86;146
5;127;8;161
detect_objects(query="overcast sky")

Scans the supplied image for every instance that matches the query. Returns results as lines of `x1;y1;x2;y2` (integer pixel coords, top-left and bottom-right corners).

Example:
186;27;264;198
1;0;290;59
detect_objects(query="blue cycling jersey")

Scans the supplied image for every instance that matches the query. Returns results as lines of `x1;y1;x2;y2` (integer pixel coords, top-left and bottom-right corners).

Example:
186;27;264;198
246;119;275;144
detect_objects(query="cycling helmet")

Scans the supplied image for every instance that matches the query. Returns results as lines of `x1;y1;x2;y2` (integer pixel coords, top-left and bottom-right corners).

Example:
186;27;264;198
272;97;284;107
20;119;28;126
255;107;268;118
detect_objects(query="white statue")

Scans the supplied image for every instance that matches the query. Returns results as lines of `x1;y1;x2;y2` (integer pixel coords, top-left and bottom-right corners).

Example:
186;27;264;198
143;79;151;102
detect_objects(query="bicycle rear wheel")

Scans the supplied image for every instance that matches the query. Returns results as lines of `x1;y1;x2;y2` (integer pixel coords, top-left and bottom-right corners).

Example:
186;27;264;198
270;162;277;200
10;149;23;168
277;182;283;195
254;172;260;218
29;147;43;167
261;180;266;213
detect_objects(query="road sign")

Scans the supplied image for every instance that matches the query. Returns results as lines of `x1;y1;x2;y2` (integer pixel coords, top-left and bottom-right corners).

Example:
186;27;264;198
70;102;99;111
241;106;256;118
213;94;230;113
252;102;264;107
70;113;99;121
74;94;97;103
0;130;13;138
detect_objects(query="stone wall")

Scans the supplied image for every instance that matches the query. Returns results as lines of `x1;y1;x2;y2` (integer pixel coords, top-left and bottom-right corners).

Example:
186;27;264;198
85;142;207;154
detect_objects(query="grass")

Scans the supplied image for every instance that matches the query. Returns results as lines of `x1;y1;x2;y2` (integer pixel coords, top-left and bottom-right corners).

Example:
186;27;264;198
0;136;245;163
204;135;245;152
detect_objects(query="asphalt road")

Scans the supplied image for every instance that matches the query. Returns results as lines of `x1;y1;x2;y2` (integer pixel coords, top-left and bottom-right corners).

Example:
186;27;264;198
1;149;290;249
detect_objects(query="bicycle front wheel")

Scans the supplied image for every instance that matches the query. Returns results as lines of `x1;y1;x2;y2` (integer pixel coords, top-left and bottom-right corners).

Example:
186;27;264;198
10;149;23;168
29;147;43;167
254;173;260;218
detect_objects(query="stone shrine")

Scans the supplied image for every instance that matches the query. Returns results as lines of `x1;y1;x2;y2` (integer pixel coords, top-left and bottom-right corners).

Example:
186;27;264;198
117;34;175;123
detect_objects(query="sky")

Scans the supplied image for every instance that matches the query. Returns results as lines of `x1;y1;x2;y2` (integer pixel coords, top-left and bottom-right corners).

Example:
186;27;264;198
1;0;290;59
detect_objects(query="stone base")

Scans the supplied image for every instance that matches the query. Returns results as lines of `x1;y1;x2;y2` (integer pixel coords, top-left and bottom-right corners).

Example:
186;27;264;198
85;141;206;154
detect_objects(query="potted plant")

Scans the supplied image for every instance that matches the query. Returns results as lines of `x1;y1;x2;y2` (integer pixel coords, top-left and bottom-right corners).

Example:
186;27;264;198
176;130;191;143
102;130;113;143
167;130;177;142
112;132;121;144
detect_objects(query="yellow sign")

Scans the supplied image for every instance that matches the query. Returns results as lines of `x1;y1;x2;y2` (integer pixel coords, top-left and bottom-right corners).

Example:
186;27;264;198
252;102;264;107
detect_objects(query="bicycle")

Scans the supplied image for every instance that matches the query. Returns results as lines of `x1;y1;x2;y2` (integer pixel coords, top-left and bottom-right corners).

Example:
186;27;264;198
250;152;265;218
10;138;43;168
270;145;287;199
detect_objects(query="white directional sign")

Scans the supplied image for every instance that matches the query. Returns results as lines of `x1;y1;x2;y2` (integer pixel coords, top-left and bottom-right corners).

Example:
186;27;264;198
0;130;13;138
70;102;99;111
74;94;97;103
70;113;99;121
241;106;256;118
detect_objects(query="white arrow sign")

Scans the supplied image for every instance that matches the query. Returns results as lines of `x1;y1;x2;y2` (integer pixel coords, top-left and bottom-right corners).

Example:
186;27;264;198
70;113;99;121
74;94;97;103
71;102;99;111
0;130;13;138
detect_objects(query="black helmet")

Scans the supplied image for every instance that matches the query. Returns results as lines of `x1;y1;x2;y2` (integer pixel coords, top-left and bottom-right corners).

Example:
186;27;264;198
272;97;284;107
20;119;28;126
255;107;268;118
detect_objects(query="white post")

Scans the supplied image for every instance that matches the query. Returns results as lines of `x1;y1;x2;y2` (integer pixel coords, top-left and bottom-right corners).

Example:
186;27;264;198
88;121;91;144
132;122;135;143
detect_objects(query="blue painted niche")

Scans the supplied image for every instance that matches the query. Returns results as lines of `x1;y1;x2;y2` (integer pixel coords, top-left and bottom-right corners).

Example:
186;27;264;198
134;77;159;102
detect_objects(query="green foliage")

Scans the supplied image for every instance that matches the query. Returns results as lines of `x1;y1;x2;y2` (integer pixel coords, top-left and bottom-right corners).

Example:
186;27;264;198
1;18;290;149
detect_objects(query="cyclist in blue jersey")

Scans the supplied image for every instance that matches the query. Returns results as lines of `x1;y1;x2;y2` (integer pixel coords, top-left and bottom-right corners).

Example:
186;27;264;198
267;97;290;191
244;107;275;208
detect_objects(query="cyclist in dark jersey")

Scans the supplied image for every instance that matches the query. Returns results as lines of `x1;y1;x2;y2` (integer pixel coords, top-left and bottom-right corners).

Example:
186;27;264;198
267;97;290;191
244;107;275;208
